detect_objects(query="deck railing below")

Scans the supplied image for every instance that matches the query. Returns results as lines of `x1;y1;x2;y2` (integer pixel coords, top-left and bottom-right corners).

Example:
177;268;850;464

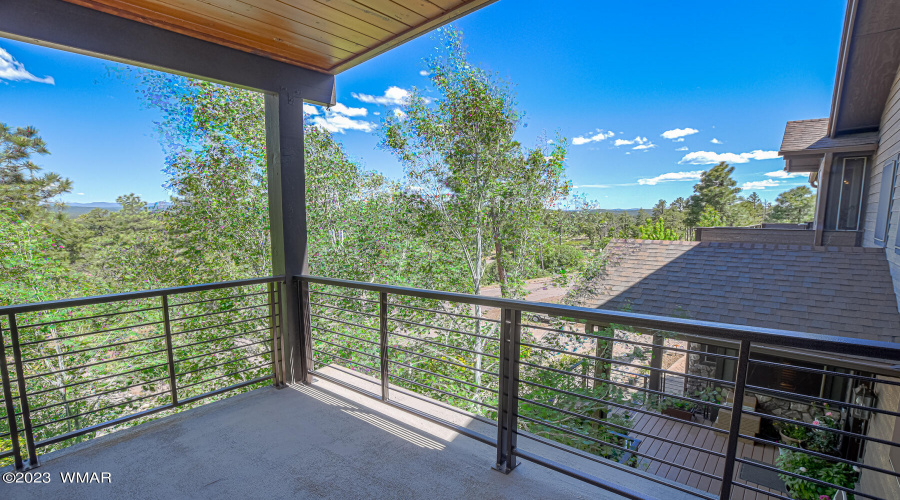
0;277;285;470
299;274;900;500
3;274;899;500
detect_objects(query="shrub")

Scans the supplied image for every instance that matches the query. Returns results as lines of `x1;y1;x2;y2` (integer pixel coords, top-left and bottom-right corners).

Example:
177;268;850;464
776;450;859;500
539;244;583;271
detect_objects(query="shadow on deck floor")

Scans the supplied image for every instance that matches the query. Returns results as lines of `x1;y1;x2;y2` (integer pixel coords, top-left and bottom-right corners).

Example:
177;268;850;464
2;370;704;499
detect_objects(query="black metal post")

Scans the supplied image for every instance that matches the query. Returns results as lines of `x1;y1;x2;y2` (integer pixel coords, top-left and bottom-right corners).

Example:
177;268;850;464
494;308;521;474
268;282;282;387
379;292;390;401
298;279;314;384
8;314;38;468
0;320;23;470
719;339;751;500
276;282;286;387
161;295;178;406
648;333;663;393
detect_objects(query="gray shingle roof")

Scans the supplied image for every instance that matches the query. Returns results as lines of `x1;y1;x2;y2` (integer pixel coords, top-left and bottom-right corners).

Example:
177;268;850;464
780;118;878;154
579;239;900;344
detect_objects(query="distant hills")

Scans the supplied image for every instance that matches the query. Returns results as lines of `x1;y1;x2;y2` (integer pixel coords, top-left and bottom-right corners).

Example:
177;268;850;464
58;202;171;218
55;203;640;218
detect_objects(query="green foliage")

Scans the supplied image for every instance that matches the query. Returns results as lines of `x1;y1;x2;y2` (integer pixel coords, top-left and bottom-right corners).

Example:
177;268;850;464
768;186;816;224
540;244;584;271
381;27;569;299
697;205;726;227
1;123;72;220
688;162;741;227
637;218;678;240
776;450;859;500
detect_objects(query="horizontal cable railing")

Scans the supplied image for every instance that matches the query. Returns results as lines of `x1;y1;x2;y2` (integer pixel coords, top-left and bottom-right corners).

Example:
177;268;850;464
299;274;900;500
4;273;898;500
1;276;285;470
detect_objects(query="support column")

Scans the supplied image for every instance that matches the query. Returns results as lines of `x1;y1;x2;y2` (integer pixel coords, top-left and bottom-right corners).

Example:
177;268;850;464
814;152;833;246
266;89;312;384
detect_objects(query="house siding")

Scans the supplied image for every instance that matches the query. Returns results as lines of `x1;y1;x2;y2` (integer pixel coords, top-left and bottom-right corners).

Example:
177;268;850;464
858;377;900;499
863;63;900;310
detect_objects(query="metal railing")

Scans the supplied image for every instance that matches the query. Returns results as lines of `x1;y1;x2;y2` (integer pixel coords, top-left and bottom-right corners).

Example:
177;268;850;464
3;273;898;500
299;274;900;500
0;276;285;470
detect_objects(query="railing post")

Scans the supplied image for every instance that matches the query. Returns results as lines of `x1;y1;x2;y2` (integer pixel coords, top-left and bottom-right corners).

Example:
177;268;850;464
277;282;286;386
0;319;23;470
648;332;663;393
268;282;283;387
161;295;178;406
297;278;314;384
379;292;390;401
7;314;38;468
719;339;751;500
494;308;521;474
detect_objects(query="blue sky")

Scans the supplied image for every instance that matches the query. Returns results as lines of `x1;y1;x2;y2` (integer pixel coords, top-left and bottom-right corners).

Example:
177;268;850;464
0;1;846;208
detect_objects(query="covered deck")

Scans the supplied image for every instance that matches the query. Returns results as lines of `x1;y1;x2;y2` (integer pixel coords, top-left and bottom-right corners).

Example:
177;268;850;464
3;369;696;500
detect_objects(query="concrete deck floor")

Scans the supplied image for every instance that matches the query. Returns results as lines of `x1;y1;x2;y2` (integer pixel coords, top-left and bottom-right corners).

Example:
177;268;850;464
2;367;703;500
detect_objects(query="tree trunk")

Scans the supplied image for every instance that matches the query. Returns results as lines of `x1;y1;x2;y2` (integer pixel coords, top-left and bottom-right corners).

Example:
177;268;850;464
492;224;508;298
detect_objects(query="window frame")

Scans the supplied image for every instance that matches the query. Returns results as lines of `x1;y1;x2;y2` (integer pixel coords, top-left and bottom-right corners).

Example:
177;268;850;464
834;156;868;231
875;155;898;247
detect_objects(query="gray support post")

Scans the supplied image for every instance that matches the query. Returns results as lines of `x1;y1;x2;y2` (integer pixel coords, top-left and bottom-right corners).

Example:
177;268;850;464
0;321;23;470
7;314;38;468
161;295;178;405
379;292;390;401
494;308;521;474
265;90;312;385
649;333;664;393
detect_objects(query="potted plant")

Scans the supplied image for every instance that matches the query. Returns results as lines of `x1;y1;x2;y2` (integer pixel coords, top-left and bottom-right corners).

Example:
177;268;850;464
775;449;859;500
805;409;841;455
654;396;696;421
693;386;727;421
776;421;809;448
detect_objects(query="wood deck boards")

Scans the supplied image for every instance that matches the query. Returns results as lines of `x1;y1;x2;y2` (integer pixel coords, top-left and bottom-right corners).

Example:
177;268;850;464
612;409;781;499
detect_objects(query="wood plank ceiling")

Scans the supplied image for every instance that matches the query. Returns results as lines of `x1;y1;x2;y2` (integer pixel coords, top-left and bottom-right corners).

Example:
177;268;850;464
62;0;496;74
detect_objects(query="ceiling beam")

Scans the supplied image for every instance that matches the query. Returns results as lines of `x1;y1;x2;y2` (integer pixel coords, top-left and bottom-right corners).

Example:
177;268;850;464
0;0;336;105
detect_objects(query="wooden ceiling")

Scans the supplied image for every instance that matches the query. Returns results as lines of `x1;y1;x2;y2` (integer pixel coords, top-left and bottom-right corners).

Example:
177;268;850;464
62;0;496;75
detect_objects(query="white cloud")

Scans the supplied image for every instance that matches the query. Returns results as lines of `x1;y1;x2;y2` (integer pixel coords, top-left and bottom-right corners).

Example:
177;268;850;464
393;108;407;119
741;179;780;190
614;136;648;147
633;143;656;150
572;184;612;189
661;127;698;140
312;114;375;134
329;103;367;117
679;149;779;165
764;170;806;179
352;86;410;106
310;102;374;133
674;138;685;142
0;47;54;84
303;103;319;115
638;170;704;185
573;129;614;145
710;138;723;144
76;192;85;196
676;146;689;151
419;70;430;76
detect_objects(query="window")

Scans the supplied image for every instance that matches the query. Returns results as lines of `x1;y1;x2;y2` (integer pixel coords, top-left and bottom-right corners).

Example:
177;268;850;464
825;157;868;231
836;157;867;231
874;156;898;247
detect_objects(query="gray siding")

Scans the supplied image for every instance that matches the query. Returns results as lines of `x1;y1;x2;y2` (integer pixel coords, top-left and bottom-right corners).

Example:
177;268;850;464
863;63;900;310
858;377;900;499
